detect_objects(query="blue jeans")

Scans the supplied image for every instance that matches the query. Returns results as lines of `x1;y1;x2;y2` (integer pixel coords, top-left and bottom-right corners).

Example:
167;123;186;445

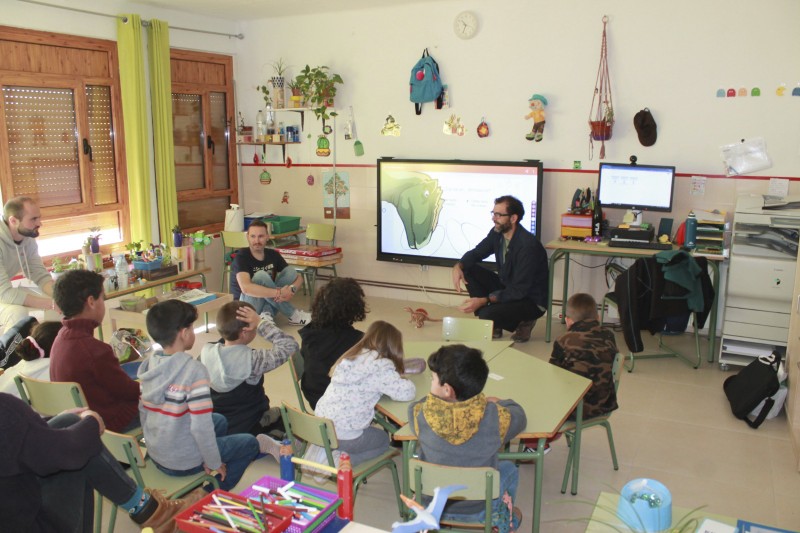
153;413;259;491
240;268;299;319
440;460;520;529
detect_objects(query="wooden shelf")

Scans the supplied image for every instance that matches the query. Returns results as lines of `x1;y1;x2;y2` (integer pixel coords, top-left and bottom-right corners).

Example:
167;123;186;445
237;141;301;162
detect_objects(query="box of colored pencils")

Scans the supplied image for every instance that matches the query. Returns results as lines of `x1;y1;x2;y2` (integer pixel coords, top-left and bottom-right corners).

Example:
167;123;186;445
240;476;342;533
175;489;293;533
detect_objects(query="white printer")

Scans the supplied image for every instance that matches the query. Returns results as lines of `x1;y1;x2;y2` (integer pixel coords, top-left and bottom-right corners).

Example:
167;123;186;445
719;194;800;368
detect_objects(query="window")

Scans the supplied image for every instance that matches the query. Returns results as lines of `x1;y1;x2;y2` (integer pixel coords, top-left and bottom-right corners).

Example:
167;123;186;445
0;26;129;257
171;49;237;234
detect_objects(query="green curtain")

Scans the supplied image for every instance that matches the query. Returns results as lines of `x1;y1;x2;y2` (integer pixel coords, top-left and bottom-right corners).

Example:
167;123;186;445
116;14;153;246
147;19;179;245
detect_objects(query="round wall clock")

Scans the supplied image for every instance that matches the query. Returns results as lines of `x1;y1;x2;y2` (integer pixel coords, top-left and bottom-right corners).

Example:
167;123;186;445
454;11;478;40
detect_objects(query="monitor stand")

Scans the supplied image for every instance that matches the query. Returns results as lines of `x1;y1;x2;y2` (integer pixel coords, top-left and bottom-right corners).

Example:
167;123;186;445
625;209;643;226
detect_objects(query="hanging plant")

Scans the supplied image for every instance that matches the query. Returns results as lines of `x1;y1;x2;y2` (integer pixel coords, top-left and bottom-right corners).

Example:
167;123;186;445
588;15;614;159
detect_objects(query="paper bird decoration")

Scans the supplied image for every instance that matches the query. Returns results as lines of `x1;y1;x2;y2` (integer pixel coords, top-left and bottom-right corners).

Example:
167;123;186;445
391;485;467;533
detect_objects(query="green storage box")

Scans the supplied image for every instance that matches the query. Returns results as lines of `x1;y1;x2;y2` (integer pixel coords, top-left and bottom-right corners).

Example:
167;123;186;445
264;215;301;233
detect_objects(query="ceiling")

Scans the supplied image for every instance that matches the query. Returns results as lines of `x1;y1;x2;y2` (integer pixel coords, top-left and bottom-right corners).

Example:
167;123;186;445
134;0;447;21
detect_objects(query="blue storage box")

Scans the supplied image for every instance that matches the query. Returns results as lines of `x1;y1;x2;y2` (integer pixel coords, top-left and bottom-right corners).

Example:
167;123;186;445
132;258;163;271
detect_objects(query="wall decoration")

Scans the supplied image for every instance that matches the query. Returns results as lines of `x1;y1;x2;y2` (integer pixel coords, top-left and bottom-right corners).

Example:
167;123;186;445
381;115;402;136
316;135;331;157
524;94;547;141
281;191;289;204
286;156;293;168
259;169;271;185
793;85;800;96
776;83;786;96
716;89;725;98
727;88;736;97
477;117;490;138
323;170;351;219
307;174;315;186
588;16;614;159
751;87;761;96
738;87;747;97
443;114;465;136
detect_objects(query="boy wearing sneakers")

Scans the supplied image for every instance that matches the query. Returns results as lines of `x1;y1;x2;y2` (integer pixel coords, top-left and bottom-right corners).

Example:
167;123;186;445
200;301;298;457
138;299;264;491
409;344;526;532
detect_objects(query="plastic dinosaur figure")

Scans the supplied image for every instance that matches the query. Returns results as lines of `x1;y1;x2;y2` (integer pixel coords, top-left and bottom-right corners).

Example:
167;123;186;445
404;307;442;328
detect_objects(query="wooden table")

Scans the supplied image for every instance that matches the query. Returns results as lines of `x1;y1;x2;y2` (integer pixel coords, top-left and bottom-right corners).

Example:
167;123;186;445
282;254;343;299
377;346;591;533
105;267;210;300
545;239;722;363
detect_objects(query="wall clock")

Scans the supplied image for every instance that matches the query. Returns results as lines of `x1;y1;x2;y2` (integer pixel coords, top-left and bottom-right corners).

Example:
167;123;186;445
454;11;478;40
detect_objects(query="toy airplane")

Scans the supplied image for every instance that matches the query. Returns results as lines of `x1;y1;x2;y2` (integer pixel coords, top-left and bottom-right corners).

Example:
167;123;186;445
391;485;467;533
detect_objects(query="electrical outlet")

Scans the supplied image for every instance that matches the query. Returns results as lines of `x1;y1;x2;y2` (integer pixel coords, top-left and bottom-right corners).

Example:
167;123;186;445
420;264;429;272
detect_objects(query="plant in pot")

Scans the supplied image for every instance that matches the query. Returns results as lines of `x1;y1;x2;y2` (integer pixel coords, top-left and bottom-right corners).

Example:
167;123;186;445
287;80;303;108
125;240;143;259
87;227;101;253
294;65;344;122
271;58;288;109
172;225;183;247
590;103;614;141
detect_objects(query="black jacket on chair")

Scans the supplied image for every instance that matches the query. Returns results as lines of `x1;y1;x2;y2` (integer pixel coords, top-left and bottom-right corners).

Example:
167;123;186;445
614;253;714;353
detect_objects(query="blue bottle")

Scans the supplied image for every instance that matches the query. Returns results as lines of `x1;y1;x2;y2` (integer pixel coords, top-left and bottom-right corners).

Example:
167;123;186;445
279;439;294;481
685;212;697;249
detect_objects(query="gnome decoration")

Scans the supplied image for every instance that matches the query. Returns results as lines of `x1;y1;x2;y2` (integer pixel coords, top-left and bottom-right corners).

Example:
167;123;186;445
524;94;547;141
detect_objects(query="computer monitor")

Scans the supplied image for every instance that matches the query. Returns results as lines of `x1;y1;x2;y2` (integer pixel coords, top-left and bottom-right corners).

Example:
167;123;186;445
597;162;675;226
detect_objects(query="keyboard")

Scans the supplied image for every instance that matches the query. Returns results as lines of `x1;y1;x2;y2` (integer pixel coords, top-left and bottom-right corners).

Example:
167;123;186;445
608;238;673;250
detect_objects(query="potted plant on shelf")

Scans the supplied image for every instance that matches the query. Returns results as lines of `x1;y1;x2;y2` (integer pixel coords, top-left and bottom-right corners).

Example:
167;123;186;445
87;227;101;253
590;103;614;141
125;240;143;259
287;80;303;108
294;65;344;122
271;58;288;109
172;225;183;247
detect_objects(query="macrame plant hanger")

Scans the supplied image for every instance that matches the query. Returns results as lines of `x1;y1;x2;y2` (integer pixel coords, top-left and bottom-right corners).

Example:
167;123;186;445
589;15;614;160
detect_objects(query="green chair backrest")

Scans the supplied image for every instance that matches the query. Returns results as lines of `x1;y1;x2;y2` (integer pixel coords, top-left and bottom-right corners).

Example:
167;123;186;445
305;223;336;244
14;374;87;416
281;402;339;452
288;351;309;413
611;352;622;392
442;316;493;341
221;230;249;250
409;458;499;501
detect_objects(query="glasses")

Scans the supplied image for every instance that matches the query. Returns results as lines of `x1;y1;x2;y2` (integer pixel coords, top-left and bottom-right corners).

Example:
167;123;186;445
490;211;511;218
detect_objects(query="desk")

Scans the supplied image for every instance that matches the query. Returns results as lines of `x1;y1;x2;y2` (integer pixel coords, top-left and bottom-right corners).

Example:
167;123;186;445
108;292;233;333
281;254;343;299
268;228;305;247
105;267;210;300
545;240;722;363
377;347;591;533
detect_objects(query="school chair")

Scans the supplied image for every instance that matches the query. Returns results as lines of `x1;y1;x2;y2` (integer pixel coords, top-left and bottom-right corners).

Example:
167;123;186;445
560;352;623;496
279;403;404;516
441;316;494;342
409;458;500;533
220;230;249;292
288;350;310;413
295;223;337;296
95;430;219;533
14;374;87;415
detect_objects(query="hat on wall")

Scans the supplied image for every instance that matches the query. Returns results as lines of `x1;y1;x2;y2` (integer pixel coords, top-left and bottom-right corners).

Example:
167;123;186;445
633;108;657;147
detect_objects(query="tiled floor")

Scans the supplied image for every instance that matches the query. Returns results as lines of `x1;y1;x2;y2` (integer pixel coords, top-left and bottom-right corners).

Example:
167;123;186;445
105;293;800;532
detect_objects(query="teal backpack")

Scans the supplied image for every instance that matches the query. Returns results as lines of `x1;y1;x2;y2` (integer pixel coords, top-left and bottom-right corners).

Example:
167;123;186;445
409;48;443;115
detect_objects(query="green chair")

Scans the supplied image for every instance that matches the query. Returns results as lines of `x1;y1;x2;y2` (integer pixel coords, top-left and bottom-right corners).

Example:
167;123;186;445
295;223;337;297
560;352;623;495
14;374;87;415
220;230;249;293
601;291;701;372
442;316;494;342
409;458;500;533
95;429;219;533
288;350;310;413
280;403;404;516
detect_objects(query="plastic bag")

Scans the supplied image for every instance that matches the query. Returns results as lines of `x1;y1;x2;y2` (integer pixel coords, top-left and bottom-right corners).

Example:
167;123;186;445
720;137;772;177
111;328;152;363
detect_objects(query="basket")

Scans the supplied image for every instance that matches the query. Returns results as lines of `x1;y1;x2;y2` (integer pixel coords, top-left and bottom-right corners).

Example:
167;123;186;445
590;120;614;141
264;215;301;233
239;475;340;533
110;328;152;363
175;489;293;533
132;258;164;271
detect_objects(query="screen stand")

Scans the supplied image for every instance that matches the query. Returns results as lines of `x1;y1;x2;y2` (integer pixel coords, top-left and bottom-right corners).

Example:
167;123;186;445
626;209;643;226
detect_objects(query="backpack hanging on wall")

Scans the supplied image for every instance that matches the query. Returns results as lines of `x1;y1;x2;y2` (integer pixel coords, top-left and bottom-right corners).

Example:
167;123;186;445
409;48;444;115
722;351;781;429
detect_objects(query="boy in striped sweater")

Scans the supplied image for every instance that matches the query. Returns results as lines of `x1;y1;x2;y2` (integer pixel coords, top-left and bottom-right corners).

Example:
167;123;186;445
138;299;261;491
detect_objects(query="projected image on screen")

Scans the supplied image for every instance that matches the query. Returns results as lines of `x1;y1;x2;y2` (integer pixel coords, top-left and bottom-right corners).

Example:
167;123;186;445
377;159;543;267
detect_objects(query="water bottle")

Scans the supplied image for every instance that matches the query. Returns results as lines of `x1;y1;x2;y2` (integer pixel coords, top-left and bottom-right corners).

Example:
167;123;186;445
255;110;265;142
114;254;129;289
279;439;294;481
592;199;603;238
685;211;697;249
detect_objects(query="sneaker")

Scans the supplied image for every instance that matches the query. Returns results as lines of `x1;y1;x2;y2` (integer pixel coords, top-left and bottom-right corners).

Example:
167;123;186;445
512;506;523;529
256;434;283;462
288;309;312;326
511;320;536;343
134;489;192;533
523;444;551;455
492;326;503;339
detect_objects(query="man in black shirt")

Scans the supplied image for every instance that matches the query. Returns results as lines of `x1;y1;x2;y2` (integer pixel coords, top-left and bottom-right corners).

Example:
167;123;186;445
231;220;311;325
452;195;548;342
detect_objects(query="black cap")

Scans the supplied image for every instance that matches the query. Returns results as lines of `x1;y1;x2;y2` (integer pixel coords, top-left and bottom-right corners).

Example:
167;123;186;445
633;108;657;147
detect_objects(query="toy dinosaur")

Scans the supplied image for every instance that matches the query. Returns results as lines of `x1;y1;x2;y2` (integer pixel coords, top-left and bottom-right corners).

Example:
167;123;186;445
403;307;442;328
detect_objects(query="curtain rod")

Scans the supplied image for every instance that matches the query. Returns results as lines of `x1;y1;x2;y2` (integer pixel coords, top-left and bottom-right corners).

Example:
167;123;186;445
17;0;245;40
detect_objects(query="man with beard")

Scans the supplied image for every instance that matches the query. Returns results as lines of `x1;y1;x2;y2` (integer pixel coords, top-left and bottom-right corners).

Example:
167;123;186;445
452;195;548;342
0;197;56;333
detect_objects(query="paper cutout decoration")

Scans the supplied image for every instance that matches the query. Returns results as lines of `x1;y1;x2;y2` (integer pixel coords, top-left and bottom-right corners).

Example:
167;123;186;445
477;117;489;138
738;87;747;97
716;89;725;98
307;174;315;186
792;86;800;96
776;83;786;96
727;88;736;97
259;169;271;185
443;114;465;136
381;115;402;136
751;87;761;96
316;135;331;157
281;191;289;204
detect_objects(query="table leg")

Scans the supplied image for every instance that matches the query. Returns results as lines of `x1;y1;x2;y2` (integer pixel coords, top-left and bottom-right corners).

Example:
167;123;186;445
561;252;570;324
546;249;566;343
532;438;545;533
401;440;412;519
570;401;583;495
707;260;719;363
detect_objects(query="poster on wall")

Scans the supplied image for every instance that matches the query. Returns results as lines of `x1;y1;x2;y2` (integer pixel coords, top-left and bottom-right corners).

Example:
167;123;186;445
323;170;351;219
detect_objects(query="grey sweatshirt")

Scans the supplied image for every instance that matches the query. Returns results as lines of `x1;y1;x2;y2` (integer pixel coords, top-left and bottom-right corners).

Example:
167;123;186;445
0;219;51;305
138;350;222;470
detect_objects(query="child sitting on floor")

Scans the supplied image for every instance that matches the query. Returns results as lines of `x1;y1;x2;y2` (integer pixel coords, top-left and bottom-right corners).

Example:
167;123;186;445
200;301;298;455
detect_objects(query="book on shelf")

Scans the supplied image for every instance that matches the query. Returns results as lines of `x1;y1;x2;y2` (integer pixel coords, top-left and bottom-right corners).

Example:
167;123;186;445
174;289;217;306
276;244;342;257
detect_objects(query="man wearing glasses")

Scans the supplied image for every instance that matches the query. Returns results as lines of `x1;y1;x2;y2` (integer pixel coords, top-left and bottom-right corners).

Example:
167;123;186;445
451;195;548;342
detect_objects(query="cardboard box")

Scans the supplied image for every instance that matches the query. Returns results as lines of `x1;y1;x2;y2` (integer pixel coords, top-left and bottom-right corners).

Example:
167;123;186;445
134;264;179;281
